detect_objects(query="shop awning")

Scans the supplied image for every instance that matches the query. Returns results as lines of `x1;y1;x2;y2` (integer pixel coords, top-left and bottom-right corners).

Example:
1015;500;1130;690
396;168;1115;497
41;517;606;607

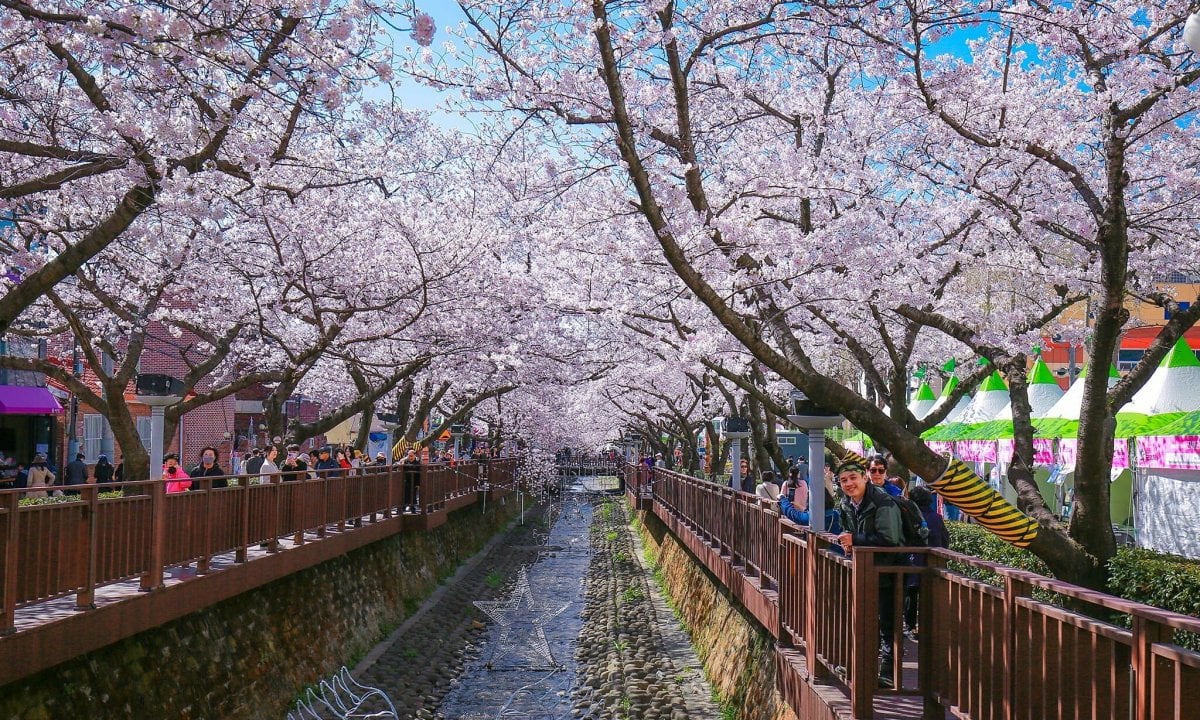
0;386;64;415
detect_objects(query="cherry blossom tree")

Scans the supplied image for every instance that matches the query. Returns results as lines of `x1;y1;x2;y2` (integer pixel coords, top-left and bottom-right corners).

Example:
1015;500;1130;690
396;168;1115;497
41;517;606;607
421;0;1200;588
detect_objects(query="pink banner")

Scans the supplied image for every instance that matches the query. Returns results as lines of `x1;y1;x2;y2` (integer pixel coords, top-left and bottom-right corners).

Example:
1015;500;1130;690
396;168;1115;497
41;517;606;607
996;438;1054;465
957;439;997;463
1137;435;1200;470
1058;438;1129;470
926;440;954;456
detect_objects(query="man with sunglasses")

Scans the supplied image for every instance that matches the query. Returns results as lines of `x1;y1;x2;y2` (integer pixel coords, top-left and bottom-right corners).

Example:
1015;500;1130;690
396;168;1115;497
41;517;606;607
867;455;903;497
836;458;905;688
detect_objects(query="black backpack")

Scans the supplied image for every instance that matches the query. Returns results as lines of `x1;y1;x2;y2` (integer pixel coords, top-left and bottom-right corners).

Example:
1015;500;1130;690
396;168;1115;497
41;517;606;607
888;493;930;547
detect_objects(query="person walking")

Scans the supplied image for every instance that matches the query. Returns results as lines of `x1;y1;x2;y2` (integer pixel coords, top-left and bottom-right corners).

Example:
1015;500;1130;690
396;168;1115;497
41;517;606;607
755;470;781;501
402;448;421;513
64;452;88;496
94;455;115;485
281;445;307;482
258;445;280;484
244;448;265;478
26;454;54;498
314;447;341;477
904;486;951;636
189;447;226;489
835;458;905;687
163;454;192;493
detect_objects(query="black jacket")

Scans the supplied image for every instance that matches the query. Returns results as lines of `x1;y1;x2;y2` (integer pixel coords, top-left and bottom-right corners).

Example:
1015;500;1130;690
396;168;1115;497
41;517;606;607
837;484;905;565
190;463;227;489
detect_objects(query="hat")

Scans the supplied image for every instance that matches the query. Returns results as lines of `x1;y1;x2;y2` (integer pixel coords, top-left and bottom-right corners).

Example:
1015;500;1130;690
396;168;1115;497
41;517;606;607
33;453;46;462
318;446;331;454
98;454;108;460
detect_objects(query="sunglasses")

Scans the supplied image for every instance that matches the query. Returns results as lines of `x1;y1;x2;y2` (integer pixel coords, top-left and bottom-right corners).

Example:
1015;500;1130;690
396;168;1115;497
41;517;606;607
868;467;886;474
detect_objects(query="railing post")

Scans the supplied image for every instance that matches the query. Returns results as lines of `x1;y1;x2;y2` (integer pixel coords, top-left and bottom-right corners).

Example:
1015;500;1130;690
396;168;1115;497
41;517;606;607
1003;572;1032;720
267;473;282;553
920;551;946;719
851;549;877;719
805;532;828;681
1132;610;1170;720
198;479;213;574
293;473;306;545
140;479;166;591
2;492;19;632
384;462;394;519
76;484;99;610
236;477;250;563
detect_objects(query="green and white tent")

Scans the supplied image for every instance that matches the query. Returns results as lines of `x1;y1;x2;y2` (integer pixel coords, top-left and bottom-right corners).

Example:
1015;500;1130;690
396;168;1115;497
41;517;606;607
956;370;1011;426
1034;364;1120;439
907;381;937;421
929;374;971;425
957;358;1065;441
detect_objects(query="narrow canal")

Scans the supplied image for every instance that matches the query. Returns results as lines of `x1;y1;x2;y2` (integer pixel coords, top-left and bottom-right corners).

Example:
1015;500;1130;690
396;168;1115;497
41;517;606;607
307;478;718;720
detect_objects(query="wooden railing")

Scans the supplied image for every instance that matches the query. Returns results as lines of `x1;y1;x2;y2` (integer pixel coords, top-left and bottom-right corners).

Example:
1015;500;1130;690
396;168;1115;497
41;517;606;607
640;466;1200;720
0;458;520;633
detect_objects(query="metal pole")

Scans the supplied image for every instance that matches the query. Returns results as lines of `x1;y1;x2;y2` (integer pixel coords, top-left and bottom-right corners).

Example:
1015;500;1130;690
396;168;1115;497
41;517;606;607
149;406;165;482
730;441;742;491
808;428;825;532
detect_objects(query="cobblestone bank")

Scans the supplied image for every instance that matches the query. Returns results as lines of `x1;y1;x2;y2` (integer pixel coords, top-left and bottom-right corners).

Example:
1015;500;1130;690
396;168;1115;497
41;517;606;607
573;498;720;720
636;508;798;720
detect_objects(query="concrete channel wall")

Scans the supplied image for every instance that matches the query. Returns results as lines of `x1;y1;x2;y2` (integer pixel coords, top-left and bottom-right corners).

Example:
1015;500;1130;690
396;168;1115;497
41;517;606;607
637;509;799;720
0;498;522;720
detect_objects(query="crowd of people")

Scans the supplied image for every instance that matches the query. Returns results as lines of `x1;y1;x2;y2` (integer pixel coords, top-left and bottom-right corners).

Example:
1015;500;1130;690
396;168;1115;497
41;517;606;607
5;442;509;513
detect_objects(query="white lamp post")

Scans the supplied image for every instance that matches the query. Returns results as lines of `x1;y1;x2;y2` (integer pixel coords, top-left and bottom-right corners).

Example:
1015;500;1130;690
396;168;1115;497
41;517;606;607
135;374;184;482
722;417;751;491
788;390;844;533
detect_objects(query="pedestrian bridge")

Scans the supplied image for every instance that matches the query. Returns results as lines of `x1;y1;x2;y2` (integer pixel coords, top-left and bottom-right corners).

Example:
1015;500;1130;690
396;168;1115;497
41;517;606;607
626;465;1200;720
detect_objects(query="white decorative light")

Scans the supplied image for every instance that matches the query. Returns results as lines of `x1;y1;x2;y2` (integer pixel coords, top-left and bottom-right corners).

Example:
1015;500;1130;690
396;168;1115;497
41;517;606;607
473;565;572;668
1186;13;1200;54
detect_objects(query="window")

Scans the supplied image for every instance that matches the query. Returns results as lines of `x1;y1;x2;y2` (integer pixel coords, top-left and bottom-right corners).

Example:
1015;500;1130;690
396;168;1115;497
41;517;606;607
1117;349;1144;372
777;436;796;445
1157;272;1200;284
1165;301;1193;320
83;414;107;462
136;416;153;450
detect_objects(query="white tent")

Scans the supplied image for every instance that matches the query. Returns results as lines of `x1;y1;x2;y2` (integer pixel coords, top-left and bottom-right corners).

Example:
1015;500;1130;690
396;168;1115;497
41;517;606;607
956;370;1010;425
930;375;971;423
1132;339;1200;559
1124;338;1200;416
997;357;1064;420
907;381;937;421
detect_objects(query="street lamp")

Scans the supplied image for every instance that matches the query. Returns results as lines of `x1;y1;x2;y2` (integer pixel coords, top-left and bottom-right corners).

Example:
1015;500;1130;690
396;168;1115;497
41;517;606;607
788;390;844;533
721;417;751;491
135;374;184;482
451;423;467;459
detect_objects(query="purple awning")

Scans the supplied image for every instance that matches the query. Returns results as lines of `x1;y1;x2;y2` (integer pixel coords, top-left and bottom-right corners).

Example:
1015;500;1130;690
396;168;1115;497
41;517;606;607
0;386;64;415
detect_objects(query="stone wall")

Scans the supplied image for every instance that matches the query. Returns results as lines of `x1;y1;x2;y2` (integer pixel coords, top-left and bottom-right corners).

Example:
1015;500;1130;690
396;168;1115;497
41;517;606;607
0;498;522;720
637;509;798;720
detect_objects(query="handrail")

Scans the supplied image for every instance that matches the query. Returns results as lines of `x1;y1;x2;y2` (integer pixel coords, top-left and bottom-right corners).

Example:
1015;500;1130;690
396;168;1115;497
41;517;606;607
0;457;523;634
637;464;1200;720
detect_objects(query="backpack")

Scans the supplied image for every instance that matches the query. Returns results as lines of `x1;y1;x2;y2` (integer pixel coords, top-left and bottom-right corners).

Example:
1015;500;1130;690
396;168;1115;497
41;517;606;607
889;494;930;547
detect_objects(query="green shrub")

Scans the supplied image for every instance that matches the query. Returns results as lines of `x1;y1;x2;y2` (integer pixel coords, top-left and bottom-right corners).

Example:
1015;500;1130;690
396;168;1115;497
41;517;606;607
18;491;125;507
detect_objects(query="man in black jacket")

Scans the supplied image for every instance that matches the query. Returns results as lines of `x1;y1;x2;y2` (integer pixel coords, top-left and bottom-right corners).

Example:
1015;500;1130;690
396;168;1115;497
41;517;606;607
836;459;905;687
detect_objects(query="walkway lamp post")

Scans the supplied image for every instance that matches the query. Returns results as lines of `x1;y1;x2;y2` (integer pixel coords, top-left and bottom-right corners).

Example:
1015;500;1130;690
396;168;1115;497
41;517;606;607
451;424;467;460
722;417;751;491
788;390;844;532
135;374;184;482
